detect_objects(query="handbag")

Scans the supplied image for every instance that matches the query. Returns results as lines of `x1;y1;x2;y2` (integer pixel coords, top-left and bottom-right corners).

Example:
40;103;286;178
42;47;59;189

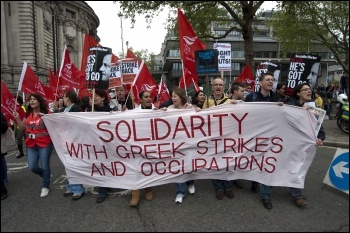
1;127;17;154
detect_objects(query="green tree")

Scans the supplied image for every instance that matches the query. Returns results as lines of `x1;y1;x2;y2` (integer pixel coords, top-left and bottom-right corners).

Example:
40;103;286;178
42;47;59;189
116;1;266;73
270;1;349;74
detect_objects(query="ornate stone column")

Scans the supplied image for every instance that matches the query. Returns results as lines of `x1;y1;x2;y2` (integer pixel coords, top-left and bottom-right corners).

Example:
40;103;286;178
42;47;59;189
1;1;9;70
77;26;83;68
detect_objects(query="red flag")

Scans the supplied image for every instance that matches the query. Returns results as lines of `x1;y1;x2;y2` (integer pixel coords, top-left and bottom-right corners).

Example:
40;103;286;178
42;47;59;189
18;62;48;99
111;54;119;63
178;8;206;84
77;88;91;99
48;68;59;100
58;46;85;95
178;67;194;89
1;81;26;125
125;49;141;66
42;85;55;102
131;60;158;105
80;34;100;75
157;79;170;107
236;65;255;90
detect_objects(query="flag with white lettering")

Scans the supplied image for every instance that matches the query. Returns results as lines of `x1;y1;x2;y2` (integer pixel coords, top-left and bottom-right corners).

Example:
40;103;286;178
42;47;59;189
178;8;206;84
131;60;158;105
18;62;47;98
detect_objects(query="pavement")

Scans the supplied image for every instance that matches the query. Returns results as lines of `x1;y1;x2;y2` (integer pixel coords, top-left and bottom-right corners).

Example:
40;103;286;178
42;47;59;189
322;118;349;148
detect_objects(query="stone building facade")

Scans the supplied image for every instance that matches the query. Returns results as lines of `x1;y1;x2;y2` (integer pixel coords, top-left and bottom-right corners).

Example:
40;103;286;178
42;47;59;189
1;1;99;93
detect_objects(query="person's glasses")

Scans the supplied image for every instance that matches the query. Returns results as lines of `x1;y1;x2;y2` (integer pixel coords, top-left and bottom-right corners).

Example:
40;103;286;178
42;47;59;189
212;84;224;87
300;88;312;92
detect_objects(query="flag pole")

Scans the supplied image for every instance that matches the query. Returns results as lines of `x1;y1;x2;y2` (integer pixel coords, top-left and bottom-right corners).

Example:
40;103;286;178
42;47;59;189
206;75;209;108
125;60;144;109
55;73;59;100
181;59;188;97
91;88;95;112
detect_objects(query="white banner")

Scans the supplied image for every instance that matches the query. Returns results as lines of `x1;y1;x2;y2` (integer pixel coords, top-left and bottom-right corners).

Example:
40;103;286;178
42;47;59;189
43;103;320;189
214;43;231;71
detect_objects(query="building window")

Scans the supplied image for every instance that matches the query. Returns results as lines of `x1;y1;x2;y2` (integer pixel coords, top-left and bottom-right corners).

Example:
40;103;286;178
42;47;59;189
66;10;76;19
232;51;244;58
168;50;180;57
231;63;240;72
46;43;50;58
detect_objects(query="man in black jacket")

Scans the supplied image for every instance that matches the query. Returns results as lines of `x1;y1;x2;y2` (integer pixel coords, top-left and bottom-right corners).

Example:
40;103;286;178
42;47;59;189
245;72;281;209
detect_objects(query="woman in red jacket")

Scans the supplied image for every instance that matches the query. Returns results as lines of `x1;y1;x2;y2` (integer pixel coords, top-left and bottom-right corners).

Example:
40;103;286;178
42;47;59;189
13;94;53;198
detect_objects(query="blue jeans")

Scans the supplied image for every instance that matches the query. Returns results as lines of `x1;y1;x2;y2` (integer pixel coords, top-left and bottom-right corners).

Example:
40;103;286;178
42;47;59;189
26;144;53;189
212;179;232;192
260;184;303;200
259;183;272;200
290;187;303;199
98;187;110;197
66;183;85;195
176;180;194;195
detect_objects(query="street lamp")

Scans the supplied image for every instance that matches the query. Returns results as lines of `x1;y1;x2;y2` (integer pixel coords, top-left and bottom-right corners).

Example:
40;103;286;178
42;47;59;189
117;12;124;58
50;2;57;74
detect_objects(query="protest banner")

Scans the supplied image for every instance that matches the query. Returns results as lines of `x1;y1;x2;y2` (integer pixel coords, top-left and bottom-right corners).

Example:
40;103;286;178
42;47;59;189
254;61;280;92
85;46;112;90
121;58;139;84
195;49;219;74
108;63;122;89
285;54;321;96
213;43;231;72
43;103;321;190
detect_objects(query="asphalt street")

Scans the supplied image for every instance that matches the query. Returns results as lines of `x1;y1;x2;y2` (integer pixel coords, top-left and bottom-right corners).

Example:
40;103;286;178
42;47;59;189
1;124;349;232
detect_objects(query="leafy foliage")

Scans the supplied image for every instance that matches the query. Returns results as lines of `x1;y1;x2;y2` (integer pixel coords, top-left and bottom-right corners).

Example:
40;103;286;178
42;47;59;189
270;1;349;73
116;1;266;71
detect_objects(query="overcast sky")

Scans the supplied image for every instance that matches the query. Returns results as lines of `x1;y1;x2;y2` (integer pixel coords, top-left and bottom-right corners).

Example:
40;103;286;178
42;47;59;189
86;1;276;57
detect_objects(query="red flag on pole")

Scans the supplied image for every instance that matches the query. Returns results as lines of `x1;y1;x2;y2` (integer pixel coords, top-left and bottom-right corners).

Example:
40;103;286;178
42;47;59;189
235;65;255;90
131;60;158;105
1;81;26;125
126;49;141;66
58;45;85;90
111;54;119;63
18;62;48;98
178;8;206;84
157;79;170;107
80;34;99;75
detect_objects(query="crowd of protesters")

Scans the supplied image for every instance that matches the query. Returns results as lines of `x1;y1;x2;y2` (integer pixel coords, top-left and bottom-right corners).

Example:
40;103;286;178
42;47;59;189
315;74;348;118
2;73;325;211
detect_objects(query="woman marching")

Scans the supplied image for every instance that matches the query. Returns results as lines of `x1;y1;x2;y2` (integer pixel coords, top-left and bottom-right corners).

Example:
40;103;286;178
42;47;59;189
13;94;53;198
